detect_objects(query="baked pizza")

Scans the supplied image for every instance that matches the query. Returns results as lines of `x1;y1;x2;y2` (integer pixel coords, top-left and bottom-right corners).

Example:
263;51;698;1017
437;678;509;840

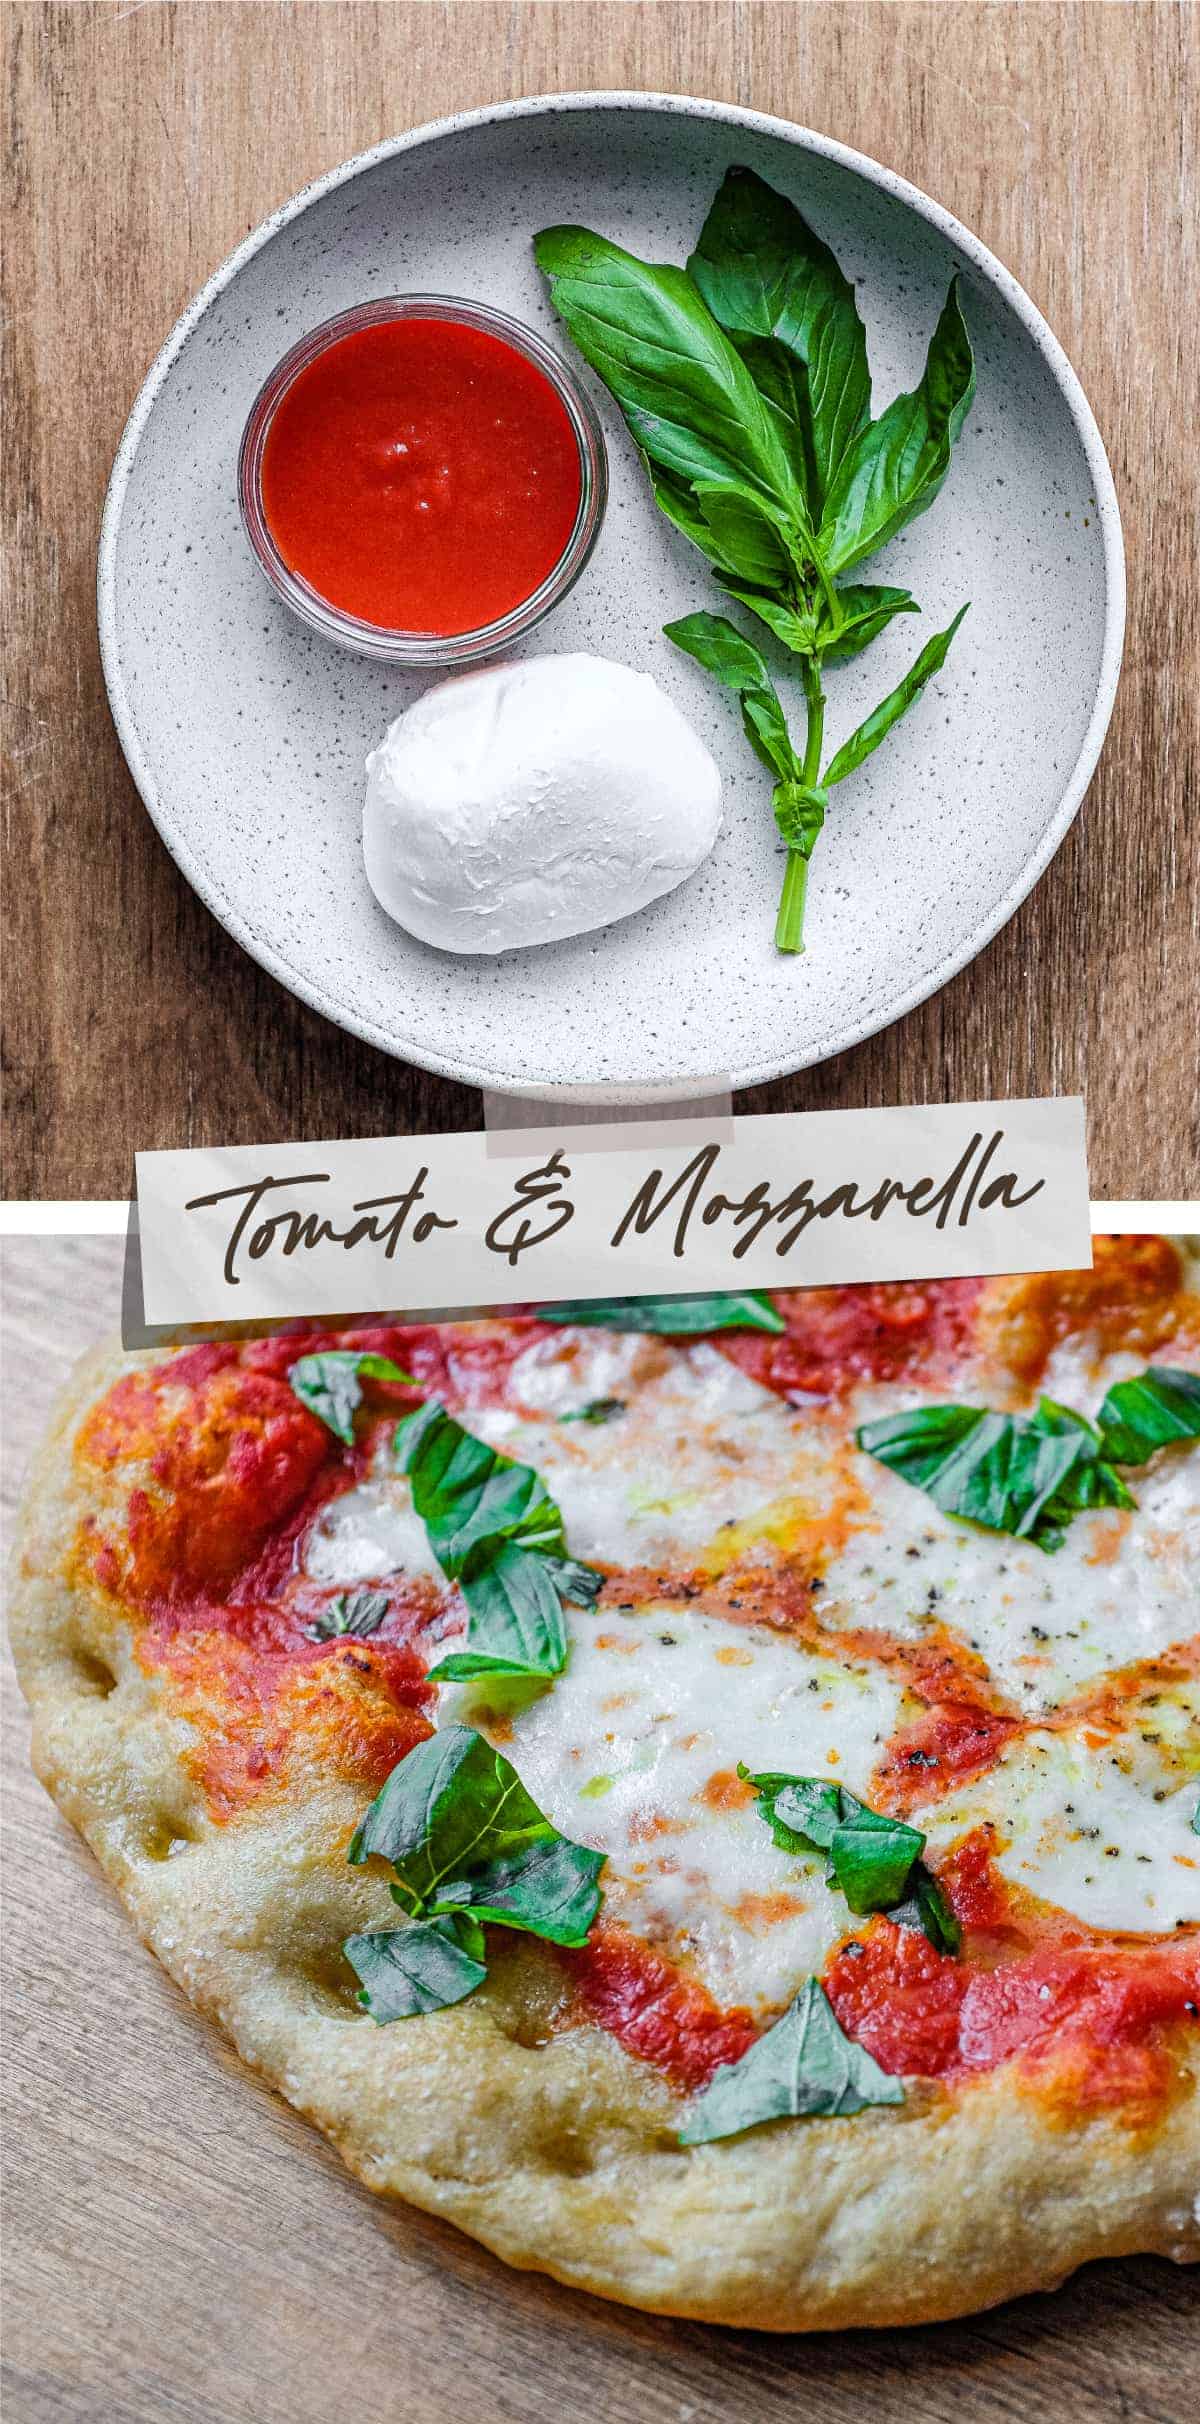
10;1236;1200;2329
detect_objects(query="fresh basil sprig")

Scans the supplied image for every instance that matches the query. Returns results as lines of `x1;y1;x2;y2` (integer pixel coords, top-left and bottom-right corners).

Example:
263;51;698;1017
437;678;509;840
289;1350;415;1444
740;1766;960;1950
858;1365;1200;1552
394;1399;602;1681
536;166;974;953
304;1589;390;1643
679;1977;902;2142
536;1290;785;1335
344;1726;605;2021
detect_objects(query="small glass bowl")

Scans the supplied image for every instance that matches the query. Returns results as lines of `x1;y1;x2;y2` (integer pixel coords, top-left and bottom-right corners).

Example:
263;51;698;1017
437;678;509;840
237;295;608;667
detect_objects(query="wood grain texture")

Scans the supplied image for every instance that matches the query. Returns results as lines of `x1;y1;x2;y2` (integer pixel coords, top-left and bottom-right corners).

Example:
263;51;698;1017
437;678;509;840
2;1236;1198;2421
3;0;1198;1197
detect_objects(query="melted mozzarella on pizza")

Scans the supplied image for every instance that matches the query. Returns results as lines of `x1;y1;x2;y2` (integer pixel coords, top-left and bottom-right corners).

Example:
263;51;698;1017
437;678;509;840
308;1484;438;1585
442;1603;902;2011
810;1438;1199;1709
925;1705;1200;1934
302;1324;1200;2017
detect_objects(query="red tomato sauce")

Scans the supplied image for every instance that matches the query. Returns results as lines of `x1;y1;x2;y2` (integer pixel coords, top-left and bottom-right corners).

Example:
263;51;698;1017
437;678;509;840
565;1924;757;2092
74;1325;554;1819
259;318;583;633
716;1278;985;1403
871;1698;1022;1814
825;1920;1199;2117
568;1837;1199;2114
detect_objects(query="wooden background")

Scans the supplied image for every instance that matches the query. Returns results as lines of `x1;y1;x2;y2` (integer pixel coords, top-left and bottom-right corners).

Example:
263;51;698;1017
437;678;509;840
3;0;1198;1201
3;1235;1199;2422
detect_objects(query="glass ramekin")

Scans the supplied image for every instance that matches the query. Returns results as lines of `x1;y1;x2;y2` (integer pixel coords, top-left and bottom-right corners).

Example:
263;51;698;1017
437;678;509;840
237;295;609;667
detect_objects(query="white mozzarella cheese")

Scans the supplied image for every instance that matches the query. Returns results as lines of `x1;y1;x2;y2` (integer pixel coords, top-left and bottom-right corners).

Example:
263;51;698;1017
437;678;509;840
816;1443;1200;1712
925;1708;1200;1933
470;1339;839;1568
362;654;722;956
305;1481;438;1585
442;1601;904;2013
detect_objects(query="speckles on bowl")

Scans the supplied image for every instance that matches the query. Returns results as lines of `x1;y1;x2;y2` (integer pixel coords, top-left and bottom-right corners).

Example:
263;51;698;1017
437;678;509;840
98;94;1123;1097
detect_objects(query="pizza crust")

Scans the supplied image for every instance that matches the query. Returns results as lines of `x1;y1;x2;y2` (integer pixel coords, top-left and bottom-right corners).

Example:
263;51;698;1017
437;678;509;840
8;1340;1200;2331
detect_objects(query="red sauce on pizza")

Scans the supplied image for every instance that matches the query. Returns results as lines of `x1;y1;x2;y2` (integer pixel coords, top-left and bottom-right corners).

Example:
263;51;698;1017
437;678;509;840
81;1353;330;1598
871;1699;1022;1812
567;1924;756;2091
825;1920;1199;2116
715;1277;986;1402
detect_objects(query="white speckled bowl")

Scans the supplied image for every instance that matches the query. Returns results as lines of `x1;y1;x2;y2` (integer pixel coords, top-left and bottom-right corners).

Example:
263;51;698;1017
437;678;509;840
98;93;1124;1100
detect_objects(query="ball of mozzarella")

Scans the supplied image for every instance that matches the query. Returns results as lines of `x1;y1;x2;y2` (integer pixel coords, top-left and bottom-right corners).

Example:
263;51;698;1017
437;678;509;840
362;653;722;954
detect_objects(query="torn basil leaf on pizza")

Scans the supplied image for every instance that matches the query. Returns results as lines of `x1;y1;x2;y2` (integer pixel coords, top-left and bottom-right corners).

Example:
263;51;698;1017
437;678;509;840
10;1238;1199;2328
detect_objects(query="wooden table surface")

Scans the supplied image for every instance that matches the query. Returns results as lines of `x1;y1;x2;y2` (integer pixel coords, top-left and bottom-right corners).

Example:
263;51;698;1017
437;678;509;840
2;1235;1198;2423
4;0;1198;1201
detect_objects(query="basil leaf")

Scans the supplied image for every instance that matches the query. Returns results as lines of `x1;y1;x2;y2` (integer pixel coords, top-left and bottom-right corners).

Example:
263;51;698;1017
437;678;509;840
427;1540;569;1682
394;1398;564;1572
823;606;969;787
430;1834;604;1947
648;463;797;587
647;463;742;577
718;583;818;656
741;1767;959;1948
541;1554;606;1607
892;1868;962;1956
741;1768;927;1915
856;1399;1129;1553
349;1725;556;1908
662;609;773;695
1096;1366;1200;1466
393;1399;599;1679
733;337;819;505
679;1978;903;2142
692;480;795;587
688;166;872;510
534;225;804;515
663;613;798;783
536;1291;786;1335
1030;1397;1135;1534
739;1767;843;1854
289;1350;415;1445
345;1912;486;2022
304;1589;390;1642
817;278;975;575
741;690;800;784
828;1807;926;1915
345;1729;605;2019
815;583;919;663
559;1397;626;1425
